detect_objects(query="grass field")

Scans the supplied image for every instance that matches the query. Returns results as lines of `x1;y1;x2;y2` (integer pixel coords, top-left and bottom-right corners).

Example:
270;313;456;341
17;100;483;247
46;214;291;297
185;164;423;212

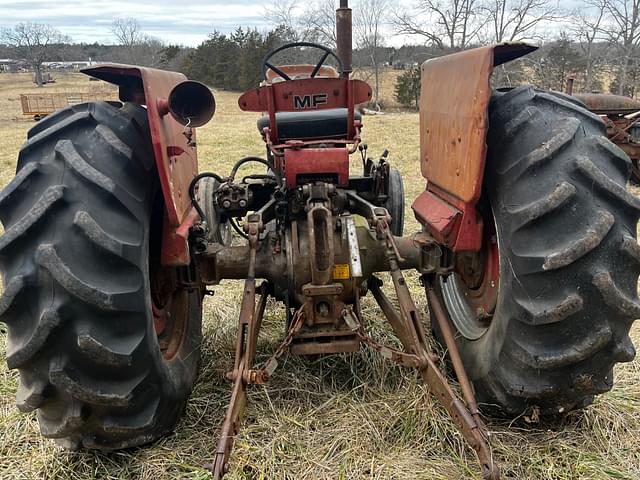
0;71;639;480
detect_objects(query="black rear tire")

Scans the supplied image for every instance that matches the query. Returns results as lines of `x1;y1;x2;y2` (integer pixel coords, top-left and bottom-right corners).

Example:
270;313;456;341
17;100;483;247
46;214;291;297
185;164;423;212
0;101;202;449
435;86;639;416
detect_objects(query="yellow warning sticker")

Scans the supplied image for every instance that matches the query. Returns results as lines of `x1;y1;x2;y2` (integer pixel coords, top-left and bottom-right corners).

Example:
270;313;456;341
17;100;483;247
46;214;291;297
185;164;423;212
333;264;351;280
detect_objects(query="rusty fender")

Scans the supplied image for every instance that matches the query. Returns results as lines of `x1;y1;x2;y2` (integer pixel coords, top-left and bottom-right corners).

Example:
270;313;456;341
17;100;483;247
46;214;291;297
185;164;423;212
415;42;537;252
81;64;202;266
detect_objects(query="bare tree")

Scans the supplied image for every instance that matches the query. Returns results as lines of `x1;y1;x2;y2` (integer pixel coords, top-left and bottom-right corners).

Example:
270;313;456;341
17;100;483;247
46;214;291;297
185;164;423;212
110;17;164;67
1;22;67;86
111;17;145;48
302;0;338;46
355;0;390;105
602;0;640;95
479;0;559;86
395;0;485;50
483;0;559;43
569;0;607;92
265;0;303;39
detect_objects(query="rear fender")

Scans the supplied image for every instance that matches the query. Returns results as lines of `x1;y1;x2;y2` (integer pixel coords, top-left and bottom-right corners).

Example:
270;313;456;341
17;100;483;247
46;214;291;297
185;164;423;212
82;64;198;266
413;43;537;251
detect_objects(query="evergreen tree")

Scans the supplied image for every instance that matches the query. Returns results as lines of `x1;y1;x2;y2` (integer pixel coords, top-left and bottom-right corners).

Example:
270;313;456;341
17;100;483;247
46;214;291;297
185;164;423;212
183;27;288;91
394;65;421;109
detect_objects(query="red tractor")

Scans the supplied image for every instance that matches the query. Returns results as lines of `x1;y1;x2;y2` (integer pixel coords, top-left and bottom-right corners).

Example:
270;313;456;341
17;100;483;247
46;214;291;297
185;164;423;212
571;91;640;183
1;3;638;478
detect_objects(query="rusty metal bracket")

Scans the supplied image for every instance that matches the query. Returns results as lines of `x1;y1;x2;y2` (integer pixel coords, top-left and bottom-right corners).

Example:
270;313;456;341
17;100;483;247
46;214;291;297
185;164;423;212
424;275;485;426
209;208;305;478
211;300;306;479
609;115;640;142
210;227;260;478
361;220;501;480
210;209;275;479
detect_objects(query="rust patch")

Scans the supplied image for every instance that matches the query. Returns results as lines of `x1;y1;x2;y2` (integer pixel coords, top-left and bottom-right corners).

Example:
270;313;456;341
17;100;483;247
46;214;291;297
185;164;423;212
419;43;534;205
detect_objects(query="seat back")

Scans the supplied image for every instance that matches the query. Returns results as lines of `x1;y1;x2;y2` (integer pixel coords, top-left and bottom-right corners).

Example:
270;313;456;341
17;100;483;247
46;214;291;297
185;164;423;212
257;109;363;142
238;77;372;146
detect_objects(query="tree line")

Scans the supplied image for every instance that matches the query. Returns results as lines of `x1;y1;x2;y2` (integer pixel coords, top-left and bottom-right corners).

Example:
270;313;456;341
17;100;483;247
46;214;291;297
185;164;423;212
0;19;188;85
267;0;640;101
2;1;640;103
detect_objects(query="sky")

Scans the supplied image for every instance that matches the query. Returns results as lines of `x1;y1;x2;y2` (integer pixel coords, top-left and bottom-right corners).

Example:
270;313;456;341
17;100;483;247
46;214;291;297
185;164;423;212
0;0;584;50
0;0;273;46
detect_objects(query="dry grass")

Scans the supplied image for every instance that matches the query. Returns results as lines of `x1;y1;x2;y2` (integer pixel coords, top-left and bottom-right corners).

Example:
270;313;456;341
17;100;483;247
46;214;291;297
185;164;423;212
0;72;639;480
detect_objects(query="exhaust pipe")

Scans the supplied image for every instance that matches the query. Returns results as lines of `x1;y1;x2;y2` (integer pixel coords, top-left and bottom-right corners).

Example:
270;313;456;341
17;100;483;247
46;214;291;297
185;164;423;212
167;80;216;128
336;0;352;78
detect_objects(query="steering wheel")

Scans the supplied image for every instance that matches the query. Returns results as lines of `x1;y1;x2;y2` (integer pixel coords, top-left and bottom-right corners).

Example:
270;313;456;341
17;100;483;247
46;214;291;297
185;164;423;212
261;42;344;81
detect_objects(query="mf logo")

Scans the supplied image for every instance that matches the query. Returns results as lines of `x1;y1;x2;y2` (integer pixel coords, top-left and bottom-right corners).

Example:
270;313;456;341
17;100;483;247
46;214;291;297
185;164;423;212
293;93;328;109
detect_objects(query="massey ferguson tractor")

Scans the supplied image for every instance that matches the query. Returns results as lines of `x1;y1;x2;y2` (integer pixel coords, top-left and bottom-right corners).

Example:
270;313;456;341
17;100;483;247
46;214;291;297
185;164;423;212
1;2;639;478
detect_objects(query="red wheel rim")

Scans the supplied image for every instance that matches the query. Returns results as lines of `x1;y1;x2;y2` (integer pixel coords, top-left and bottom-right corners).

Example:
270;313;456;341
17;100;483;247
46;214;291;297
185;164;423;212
440;213;500;340
151;267;189;361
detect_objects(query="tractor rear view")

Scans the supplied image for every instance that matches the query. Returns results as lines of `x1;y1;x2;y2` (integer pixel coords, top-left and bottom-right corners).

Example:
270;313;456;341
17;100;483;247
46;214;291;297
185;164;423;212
1;2;638;478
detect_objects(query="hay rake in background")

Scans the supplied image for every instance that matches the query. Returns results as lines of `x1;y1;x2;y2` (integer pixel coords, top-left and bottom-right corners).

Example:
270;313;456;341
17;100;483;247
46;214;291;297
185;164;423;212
19;91;118;121
1;1;639;478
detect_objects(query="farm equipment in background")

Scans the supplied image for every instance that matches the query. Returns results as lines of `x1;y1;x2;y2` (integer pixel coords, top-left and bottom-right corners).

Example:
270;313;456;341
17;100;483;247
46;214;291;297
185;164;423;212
19;91;118;121
577;95;640;183
1;2;639;479
567;78;640;183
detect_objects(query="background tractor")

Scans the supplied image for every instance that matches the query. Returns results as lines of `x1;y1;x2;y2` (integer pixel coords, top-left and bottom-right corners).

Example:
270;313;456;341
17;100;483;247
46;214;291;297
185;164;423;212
1;1;639;478
569;85;640;184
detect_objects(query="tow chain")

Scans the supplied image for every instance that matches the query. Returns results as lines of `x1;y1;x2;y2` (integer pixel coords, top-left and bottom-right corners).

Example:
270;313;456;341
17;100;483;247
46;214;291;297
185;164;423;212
341;308;436;369
247;307;306;384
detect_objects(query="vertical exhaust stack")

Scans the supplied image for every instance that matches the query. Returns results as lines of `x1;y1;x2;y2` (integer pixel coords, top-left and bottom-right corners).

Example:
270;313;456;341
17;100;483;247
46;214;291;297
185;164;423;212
336;0;353;78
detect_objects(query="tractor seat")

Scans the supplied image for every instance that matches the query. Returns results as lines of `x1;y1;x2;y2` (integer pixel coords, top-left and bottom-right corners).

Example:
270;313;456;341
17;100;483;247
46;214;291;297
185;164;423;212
257;108;362;142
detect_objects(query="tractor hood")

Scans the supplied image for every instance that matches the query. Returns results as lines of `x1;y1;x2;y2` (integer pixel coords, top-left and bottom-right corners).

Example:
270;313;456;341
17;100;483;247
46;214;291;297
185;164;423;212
574;93;640;115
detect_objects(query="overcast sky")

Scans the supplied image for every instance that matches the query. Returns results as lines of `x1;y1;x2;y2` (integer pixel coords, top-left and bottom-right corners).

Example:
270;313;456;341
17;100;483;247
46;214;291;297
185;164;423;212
0;0;273;46
1;0;583;49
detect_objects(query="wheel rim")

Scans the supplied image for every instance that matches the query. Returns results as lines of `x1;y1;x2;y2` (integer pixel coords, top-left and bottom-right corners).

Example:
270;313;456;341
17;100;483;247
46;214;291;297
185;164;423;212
149;189;191;362
441;218;500;340
151;269;189;361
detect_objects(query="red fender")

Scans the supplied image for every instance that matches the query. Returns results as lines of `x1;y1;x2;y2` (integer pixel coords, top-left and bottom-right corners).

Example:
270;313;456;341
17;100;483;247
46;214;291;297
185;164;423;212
82;64;199;266
413;43;537;251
